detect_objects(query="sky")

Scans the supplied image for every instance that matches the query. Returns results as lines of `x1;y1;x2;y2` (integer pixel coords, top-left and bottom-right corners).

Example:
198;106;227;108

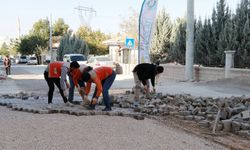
0;0;241;41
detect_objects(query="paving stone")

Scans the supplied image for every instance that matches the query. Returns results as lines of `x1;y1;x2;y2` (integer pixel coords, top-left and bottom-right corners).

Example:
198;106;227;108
49;109;59;114
185;115;194;121
169;111;179;116
207;114;215;121
38;110;49;114
175;115;185;120
179;111;191;116
222;119;232;132
237;130;250;138
240;123;250;130
192;107;200;115
232;121;241;133
194;116;205;122
59;110;70;114
133;115;144;120
198;120;210;128
6;103;12;108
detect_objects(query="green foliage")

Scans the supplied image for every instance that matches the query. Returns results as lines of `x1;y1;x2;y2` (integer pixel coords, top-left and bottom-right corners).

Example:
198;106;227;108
9;39;20;56
233;0;250;68
76;26;109;55
143;0;250;68
53;18;69;36
169;18;186;64
0;42;9;56
17;34;47;64
194;18;206;65
30;19;50;40
150;8;172;63
57;33;89;61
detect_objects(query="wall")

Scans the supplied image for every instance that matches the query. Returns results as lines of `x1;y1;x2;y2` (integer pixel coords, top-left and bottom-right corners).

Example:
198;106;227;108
119;63;250;82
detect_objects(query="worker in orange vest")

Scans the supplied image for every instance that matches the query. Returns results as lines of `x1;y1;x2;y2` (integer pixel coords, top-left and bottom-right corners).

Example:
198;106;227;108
44;61;73;109
73;66;116;111
69;61;92;105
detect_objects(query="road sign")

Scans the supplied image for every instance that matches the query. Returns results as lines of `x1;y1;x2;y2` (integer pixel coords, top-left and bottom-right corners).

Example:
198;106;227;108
125;38;135;48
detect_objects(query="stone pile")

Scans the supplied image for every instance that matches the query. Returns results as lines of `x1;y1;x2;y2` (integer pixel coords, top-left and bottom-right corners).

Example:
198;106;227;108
111;92;250;138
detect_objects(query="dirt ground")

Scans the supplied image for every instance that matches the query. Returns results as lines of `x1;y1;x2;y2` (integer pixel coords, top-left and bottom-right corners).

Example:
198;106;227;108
157;116;250;150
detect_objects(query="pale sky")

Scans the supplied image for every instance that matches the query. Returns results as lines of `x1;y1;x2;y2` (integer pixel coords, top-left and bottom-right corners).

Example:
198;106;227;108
0;0;241;40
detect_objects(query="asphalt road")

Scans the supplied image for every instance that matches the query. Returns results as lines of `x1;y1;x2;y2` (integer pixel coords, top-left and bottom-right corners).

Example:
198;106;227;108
0;64;48;95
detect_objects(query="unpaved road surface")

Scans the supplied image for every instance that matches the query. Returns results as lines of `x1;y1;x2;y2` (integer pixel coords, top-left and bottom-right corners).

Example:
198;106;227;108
0;107;227;150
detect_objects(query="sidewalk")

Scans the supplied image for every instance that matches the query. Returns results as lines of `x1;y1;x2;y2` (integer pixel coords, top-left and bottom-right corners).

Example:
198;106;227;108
1;73;250;98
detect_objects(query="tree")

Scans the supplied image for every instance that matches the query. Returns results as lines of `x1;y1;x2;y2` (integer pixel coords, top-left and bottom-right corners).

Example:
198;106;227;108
76;26;109;55
169;18;186;64
233;0;250;67
9;38;20;56
150;8;172;63
0;42;9;56
217;13;236;66
57;33;89;61
241;17;250;67
17;35;47;64
194;18;205;65
53;18;69;36
119;8;139;42
30;18;50;40
211;0;230;66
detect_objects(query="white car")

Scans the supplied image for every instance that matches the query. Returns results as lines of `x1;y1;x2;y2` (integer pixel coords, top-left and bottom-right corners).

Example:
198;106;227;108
19;55;28;64
27;56;38;65
63;54;87;65
87;56;117;69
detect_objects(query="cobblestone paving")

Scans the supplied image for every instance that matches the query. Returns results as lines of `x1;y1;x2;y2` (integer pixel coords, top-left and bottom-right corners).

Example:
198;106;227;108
0;96;145;120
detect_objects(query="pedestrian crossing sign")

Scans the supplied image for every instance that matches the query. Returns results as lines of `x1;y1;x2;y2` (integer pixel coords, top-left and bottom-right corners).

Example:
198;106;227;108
125;38;135;48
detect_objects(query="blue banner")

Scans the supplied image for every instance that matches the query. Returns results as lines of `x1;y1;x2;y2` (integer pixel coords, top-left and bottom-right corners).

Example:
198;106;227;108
138;0;158;63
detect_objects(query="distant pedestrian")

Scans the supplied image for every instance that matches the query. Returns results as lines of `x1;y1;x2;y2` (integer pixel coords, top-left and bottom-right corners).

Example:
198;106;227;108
3;55;11;75
132;63;164;107
44;61;73;108
79;66;116;111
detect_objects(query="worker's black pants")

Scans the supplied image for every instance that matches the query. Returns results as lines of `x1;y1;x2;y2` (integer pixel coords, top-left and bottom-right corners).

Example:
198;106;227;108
44;71;67;104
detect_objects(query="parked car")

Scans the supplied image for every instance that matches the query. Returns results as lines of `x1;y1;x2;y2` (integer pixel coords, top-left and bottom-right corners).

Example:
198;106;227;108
19;55;28;64
63;54;87;64
27;56;38;65
87;56;117;69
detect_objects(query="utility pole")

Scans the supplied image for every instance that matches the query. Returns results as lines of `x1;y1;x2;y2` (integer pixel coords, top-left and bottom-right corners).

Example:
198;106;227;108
185;0;194;81
74;5;96;27
49;14;53;62
17;17;21;39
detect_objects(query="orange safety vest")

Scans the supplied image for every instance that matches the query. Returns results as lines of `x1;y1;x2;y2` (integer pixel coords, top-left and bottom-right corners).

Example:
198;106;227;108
48;61;64;78
85;66;113;97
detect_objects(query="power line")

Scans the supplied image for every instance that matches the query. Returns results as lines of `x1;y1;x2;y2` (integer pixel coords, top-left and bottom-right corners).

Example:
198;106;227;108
74;5;96;27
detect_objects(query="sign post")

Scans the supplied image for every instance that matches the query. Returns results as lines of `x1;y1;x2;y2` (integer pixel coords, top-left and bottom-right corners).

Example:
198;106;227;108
125;38;135;64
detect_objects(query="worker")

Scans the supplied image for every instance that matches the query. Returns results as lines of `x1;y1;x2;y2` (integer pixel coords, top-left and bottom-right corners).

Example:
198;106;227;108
44;61;73;108
79;66;116;111
69;61;92;105
132;63;164;107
